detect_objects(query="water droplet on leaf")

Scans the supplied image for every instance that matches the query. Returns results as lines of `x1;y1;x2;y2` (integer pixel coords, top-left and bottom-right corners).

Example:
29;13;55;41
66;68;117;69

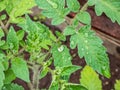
81;48;84;51
85;33;88;37
71;41;74;45
102;66;106;70
86;46;89;49
58;45;64;52
68;57;71;60
47;0;58;8
85;40;88;43
86;52;88;54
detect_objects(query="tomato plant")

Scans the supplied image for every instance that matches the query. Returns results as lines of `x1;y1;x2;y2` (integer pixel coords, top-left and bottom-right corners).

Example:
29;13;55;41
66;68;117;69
0;0;120;90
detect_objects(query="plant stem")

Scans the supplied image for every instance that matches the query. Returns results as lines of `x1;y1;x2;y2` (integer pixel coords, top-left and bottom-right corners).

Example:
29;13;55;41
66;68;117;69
32;63;41;90
18;48;25;55
0;20;9;34
27;82;33;90
5;19;10;29
80;2;88;11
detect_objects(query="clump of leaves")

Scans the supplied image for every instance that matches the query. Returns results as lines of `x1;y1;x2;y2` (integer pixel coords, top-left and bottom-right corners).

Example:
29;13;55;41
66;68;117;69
0;0;120;90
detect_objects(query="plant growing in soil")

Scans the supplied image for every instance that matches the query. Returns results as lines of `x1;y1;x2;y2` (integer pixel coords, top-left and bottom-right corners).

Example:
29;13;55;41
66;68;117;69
0;0;120;90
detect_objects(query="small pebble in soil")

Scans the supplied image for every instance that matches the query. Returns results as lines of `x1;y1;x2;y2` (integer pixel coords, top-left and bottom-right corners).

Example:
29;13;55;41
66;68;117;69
115;68;119;72
112;72;114;75
105;81;109;85
101;76;105;80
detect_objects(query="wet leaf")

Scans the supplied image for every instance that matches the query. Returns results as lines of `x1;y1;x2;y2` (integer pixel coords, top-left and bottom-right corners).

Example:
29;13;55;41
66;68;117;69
115;80;120;90
11;57;30;82
70;26;110;78
67;0;80;12
4;69;16;84
52;44;72;67
0;62;5;90
76;11;91;25
35;0;70;25
88;0;120;24
7;27;19;51
2;83;24;90
64;83;87;90
64;26;76;36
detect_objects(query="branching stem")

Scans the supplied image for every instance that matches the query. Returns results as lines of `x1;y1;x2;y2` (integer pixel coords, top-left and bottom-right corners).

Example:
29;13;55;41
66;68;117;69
0;19;10;34
32;63;41;90
80;2;88;12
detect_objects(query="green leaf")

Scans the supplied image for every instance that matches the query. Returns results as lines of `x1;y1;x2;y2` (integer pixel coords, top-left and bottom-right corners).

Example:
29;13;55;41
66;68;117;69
35;0;70;25
60;65;81;81
2;61;9;71
64;26;76;36
0;62;5;90
49;30;57;42
19;15;55;51
49;73;60;90
40;39;52;50
115;80;120;90
88;0;120;24
52;45;72;67
51;17;65;25
16;30;25;41
76;11;91;25
0;43;9;50
11;57;30;82
64;83;87;90
0;28;5;38
4;69;16;84
0;52;5;62
49;81;59;90
7;27;19;51
0;0;8;12
66;0;80;12
80;65;102;90
6;0;35;23
55;31;66;41
70;34;78;49
72;18;79;27
0;14;6;20
70;26;110;78
61;65;81;76
2;83;24;90
39;67;48;79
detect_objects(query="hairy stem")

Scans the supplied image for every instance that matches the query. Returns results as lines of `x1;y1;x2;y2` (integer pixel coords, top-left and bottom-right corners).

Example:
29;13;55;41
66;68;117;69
32;63;41;90
0;19;10;34
5;19;10;29
27;82;33;90
80;1;88;11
